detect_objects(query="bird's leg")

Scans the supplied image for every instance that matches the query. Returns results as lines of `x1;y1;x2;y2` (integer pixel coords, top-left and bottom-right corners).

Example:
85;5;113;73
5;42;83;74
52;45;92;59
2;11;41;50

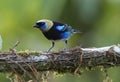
63;40;68;51
47;41;55;53
47;42;56;67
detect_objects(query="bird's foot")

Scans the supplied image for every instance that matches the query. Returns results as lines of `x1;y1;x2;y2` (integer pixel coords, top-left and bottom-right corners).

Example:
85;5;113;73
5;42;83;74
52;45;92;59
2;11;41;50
59;48;69;53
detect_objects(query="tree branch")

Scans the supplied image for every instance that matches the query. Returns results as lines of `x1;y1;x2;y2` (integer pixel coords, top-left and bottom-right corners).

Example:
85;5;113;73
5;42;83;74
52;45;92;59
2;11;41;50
0;45;120;73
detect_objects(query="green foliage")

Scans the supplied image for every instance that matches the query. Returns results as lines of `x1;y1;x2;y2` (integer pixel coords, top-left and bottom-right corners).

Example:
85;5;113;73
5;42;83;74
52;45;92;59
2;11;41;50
0;0;120;82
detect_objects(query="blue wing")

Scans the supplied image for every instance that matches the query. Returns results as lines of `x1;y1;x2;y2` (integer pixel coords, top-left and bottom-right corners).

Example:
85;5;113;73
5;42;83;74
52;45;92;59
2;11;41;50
52;22;75;40
56;25;66;31
55;24;72;32
55;24;73;40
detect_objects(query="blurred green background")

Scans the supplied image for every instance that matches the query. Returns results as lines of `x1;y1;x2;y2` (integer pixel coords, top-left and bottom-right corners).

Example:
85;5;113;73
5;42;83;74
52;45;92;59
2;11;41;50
0;0;120;82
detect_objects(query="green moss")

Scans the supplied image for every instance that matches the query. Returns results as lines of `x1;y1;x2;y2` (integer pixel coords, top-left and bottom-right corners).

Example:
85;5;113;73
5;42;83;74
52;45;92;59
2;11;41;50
17;50;43;57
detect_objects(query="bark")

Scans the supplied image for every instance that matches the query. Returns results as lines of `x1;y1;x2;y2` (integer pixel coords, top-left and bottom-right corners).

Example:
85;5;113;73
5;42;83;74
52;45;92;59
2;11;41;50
0;45;120;73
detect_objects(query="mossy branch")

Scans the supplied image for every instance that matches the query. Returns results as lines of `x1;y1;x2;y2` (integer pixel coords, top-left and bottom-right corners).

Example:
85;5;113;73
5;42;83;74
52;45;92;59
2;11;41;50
0;45;120;74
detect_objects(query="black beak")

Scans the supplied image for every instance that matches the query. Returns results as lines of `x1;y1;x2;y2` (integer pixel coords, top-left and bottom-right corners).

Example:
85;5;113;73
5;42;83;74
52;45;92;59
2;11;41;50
33;24;37;28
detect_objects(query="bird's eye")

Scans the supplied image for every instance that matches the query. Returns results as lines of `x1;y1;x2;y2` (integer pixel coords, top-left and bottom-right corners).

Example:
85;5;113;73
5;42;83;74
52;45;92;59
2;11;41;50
36;22;45;26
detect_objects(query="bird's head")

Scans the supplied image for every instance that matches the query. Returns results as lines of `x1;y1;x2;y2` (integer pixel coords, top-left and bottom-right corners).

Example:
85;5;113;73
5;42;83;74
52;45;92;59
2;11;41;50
33;19;53;32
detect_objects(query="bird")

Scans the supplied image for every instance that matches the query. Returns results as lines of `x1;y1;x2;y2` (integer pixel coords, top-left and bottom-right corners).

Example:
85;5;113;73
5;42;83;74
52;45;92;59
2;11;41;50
33;19;81;52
